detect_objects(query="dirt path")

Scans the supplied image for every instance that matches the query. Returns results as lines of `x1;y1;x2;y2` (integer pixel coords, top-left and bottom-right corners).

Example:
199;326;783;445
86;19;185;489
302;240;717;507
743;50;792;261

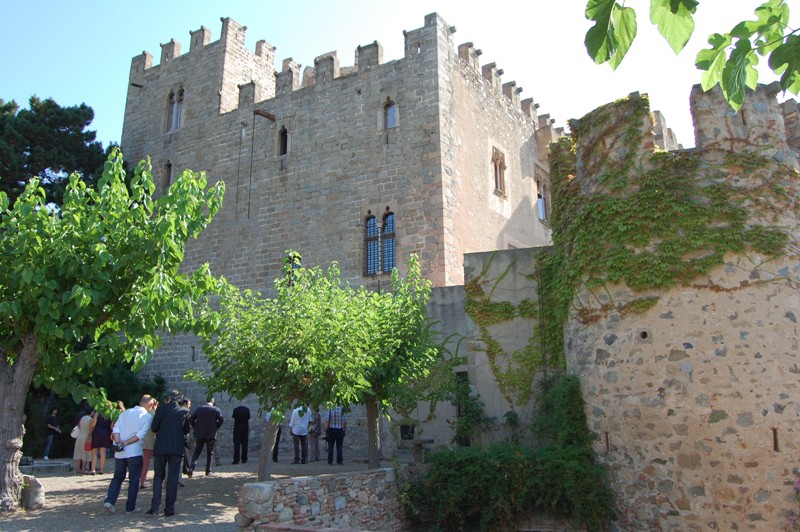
1;458;374;531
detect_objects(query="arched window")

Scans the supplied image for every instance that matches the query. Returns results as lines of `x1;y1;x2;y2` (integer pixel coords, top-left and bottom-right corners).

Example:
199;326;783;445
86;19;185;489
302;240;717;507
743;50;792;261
164;161;173;192
492;147;506;195
384;98;397;129
279;126;289;156
364;207;398;276
168;89;184;131
382;208;396;273
365;212;380;275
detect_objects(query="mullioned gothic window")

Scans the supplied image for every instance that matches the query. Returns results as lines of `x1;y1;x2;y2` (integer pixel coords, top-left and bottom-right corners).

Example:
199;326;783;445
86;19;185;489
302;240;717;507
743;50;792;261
364;207;397;275
168;88;184;131
492;147;506;196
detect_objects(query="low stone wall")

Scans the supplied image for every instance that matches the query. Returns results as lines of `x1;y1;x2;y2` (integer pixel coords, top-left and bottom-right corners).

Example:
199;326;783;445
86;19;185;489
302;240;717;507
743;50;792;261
237;467;408;530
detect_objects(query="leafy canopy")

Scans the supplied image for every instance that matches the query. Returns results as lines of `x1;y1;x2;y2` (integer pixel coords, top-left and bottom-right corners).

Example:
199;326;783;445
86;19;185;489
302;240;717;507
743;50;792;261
187;253;375;414
0;148;225;406
188;253;439;415
0;97;106;205
585;0;799;110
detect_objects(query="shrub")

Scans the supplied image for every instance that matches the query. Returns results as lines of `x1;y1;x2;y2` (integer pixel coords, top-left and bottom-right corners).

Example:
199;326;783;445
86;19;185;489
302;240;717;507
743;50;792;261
398;373;614;531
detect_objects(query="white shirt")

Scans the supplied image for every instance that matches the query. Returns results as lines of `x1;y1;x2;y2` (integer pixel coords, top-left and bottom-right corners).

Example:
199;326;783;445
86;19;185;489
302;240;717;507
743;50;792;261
112;405;152;458
289;406;311;436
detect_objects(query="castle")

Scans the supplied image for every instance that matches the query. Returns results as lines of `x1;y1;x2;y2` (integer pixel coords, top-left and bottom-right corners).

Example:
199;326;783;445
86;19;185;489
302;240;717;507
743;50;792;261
121;12;559;463
122;13;800;530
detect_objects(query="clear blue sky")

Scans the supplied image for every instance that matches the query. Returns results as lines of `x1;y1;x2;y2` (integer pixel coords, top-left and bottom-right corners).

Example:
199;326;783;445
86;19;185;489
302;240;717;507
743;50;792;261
2;1;796;149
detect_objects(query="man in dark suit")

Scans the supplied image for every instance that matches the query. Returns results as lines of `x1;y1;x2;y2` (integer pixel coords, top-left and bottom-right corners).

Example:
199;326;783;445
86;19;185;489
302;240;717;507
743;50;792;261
188;396;223;476
231;402;250;464
147;390;191;517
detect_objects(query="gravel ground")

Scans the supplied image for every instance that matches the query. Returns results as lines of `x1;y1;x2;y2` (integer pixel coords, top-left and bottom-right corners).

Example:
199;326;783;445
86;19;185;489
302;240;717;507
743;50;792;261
1;456;374;531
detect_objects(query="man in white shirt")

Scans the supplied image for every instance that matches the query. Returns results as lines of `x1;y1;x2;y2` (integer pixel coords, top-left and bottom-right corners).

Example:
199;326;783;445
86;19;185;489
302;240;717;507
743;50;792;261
289;405;311;464
103;395;154;514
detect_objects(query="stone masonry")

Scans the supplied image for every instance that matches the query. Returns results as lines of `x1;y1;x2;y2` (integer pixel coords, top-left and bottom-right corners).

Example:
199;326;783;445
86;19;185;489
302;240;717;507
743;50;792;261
563;84;800;530
121;13;557;457
237;467;407;530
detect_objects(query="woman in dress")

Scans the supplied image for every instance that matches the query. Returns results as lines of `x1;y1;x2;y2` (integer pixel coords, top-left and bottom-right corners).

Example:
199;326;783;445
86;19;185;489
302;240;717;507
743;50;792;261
89;407;113;474
308;407;322;462
72;408;94;474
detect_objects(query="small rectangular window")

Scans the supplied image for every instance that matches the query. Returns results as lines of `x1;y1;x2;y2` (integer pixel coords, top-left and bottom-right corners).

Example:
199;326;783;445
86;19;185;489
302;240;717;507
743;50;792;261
537;180;549;221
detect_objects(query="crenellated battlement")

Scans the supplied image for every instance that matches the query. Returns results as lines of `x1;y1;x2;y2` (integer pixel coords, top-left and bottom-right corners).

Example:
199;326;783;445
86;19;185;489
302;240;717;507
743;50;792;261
691;82;799;167
125;13;551;129
567;85;799;198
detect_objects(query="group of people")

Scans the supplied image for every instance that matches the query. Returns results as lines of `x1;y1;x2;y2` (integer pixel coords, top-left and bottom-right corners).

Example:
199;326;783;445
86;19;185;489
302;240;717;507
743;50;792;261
101;391;224;516
282;405;348;466
50;393;350;517
66;402;123;475
227;402;348;467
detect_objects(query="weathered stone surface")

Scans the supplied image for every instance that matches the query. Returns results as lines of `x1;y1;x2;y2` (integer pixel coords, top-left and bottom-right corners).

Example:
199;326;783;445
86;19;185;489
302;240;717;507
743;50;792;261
565;84;800;530
238;468;407;531
21;475;44;510
233;512;254;527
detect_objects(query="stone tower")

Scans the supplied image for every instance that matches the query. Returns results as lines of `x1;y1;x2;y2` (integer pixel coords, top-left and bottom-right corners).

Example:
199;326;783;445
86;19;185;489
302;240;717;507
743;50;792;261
563;85;800;529
120;14;557;453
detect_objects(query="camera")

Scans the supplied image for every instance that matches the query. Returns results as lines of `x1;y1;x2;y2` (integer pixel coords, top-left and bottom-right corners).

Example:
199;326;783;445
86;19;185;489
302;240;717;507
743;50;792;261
112;441;125;453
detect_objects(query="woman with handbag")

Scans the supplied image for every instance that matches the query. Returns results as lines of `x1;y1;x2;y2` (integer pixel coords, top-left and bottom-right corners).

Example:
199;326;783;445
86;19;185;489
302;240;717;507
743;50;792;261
72;408;94;474
90;405;114;474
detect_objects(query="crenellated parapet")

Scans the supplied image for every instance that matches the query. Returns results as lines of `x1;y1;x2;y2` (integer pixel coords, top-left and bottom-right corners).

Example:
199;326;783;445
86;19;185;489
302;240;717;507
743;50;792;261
276;58;301;96
313;52;340;85
455;40;554;130
126;12;553;127
356;41;382;71
692;82;799;168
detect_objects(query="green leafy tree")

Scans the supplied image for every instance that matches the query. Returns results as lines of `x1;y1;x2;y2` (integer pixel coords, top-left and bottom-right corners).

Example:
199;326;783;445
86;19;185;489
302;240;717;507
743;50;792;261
0;149;224;511
357;256;441;468
188;253;441;477
0;97;106;205
188;254;374;480
585;0;799;110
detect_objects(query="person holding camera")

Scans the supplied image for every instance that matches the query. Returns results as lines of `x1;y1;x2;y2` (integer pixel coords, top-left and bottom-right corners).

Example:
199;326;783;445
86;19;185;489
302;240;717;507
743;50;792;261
102;395;154;514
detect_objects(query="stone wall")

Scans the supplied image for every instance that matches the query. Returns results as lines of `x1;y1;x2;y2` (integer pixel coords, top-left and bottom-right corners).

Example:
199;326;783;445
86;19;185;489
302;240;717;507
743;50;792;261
237;468;407;530
121;12;554;459
563;85;800;530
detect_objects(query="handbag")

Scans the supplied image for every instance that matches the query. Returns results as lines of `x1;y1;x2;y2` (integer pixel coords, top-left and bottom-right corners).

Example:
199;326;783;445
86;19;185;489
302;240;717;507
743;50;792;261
70;426;80;439
84;440;93;451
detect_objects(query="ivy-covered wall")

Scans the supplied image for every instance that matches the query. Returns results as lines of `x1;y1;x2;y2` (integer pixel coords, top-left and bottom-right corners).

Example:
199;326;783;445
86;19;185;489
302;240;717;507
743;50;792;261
555;84;800;530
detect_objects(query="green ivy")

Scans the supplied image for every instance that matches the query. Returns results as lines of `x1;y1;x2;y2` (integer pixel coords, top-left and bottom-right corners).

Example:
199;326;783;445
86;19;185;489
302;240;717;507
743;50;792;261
463;93;796;410
464;253;546;405
540;93;795;364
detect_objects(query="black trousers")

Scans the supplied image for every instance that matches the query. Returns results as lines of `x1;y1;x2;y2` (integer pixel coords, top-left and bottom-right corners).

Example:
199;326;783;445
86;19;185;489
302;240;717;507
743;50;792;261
233;426;249;463
189;438;215;474
150;454;182;515
272;426;282;462
327;428;345;464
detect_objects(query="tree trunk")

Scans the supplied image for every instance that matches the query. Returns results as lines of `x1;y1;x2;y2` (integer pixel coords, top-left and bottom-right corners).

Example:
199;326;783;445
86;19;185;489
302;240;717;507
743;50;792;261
257;422;280;482
365;398;381;469
0;333;40;512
